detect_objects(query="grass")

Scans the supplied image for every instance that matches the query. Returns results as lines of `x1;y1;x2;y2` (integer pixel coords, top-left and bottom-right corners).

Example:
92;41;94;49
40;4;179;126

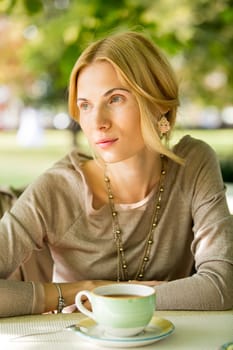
0;128;232;188
0;130;73;187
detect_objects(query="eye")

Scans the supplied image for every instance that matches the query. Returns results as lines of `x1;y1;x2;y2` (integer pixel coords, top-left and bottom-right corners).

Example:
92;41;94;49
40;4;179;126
109;95;124;104
78;101;90;111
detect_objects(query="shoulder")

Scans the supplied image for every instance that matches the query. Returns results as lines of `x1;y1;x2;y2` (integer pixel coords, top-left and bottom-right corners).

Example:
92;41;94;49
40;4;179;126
172;135;220;172
50;149;92;172
41;149;92;181
22;150;92;200
173;135;216;159
170;135;223;193
169;134;223;187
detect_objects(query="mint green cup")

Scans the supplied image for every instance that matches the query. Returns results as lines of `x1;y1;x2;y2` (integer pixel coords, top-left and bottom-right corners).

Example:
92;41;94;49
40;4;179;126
75;283;156;337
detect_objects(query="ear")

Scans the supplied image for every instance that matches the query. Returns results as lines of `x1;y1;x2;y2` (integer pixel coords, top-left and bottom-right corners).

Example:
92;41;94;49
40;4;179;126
156;104;170;116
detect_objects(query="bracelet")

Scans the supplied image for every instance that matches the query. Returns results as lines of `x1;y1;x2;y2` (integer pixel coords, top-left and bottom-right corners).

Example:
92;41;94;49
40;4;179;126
54;283;65;313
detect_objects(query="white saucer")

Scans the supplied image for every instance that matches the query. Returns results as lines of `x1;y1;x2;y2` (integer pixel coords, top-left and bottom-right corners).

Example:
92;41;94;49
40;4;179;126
67;315;175;348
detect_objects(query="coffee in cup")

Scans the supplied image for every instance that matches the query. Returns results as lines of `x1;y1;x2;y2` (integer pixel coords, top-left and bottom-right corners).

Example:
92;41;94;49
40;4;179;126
75;283;156;337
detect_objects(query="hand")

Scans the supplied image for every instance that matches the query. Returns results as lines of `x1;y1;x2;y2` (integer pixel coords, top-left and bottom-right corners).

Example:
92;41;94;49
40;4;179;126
76;280;115;311
44;280;115;314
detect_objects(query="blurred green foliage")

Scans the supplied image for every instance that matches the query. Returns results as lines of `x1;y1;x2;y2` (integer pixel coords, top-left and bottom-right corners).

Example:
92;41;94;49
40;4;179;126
0;0;232;109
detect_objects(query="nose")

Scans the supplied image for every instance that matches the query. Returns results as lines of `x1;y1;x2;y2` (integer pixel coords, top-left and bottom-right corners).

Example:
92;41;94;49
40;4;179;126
92;105;111;130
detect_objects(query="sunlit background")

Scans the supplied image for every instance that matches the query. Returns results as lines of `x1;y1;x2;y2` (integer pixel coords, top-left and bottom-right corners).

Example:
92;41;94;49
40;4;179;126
0;0;232;211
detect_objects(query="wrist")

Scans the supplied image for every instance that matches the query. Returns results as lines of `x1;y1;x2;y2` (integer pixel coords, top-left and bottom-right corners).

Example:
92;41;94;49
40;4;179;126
54;283;66;313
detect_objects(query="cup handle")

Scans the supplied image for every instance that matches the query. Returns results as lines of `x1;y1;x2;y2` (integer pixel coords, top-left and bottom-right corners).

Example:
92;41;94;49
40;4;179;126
75;290;95;321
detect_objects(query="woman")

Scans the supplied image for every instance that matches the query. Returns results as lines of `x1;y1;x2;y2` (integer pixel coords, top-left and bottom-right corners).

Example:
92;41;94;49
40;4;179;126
0;31;232;317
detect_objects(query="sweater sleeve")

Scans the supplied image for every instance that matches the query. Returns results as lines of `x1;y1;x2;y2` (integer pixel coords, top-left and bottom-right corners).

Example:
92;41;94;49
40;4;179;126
155;138;233;310
0;154;82;317
0;280;45;317
155;258;233;310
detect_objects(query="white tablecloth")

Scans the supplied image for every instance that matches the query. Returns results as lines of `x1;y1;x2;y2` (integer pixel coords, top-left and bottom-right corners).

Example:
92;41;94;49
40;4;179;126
0;310;232;349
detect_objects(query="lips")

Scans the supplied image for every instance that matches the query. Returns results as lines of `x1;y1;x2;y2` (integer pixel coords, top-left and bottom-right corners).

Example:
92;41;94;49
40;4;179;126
95;138;118;148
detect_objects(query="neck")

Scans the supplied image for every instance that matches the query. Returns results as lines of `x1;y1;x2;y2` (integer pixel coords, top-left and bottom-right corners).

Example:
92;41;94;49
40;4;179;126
105;151;162;204
105;152;166;282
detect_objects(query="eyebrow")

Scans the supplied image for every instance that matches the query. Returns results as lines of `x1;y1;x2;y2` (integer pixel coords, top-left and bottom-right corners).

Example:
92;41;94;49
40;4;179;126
77;87;130;101
104;87;130;96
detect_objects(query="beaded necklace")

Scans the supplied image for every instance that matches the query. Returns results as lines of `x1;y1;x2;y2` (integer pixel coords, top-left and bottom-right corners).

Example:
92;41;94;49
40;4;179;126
104;155;167;281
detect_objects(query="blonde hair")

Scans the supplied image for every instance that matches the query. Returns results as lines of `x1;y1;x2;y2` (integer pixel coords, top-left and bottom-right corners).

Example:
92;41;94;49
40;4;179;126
69;31;183;164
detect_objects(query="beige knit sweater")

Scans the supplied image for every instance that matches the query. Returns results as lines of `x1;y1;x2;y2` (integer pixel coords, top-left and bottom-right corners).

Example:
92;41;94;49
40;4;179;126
0;136;232;317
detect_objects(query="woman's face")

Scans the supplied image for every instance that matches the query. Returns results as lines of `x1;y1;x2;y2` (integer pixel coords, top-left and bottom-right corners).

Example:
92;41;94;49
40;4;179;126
76;60;146;163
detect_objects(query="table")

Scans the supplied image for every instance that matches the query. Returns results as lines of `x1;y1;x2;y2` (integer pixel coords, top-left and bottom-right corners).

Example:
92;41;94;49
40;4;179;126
0;310;232;349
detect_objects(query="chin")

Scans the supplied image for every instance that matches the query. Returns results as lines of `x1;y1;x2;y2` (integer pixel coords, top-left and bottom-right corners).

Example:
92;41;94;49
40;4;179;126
101;156;120;164
102;154;131;164
95;147;135;164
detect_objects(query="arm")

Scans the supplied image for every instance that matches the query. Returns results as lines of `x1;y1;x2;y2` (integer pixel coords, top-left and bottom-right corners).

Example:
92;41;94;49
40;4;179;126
0;279;114;317
154;260;233;310
154;141;233;310
43;280;115;313
0;170;71;316
0;165;115;317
